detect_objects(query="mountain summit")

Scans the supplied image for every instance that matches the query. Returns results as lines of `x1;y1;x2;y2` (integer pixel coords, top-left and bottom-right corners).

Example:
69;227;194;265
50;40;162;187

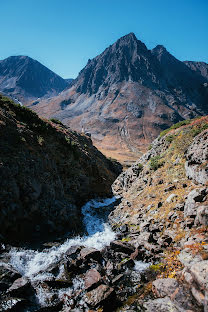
0;56;69;104
15;34;208;162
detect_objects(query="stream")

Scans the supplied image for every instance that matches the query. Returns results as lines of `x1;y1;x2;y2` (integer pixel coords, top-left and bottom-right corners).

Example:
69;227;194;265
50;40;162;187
1;197;150;311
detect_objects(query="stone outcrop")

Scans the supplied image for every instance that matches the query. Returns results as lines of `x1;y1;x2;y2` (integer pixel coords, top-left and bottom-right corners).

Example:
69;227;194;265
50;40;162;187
109;117;208;311
0;95;121;244
185;129;208;184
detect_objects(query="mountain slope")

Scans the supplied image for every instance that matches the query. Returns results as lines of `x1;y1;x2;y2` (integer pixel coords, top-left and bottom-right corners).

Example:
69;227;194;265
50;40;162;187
31;33;208;164
184;60;208;81
0;94;121;244
0;56;69;104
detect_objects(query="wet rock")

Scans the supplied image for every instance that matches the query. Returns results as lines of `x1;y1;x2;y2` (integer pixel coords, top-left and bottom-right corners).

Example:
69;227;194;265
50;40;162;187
65;245;82;260
84;269;101;290
110;240;135;255
152;278;179;298
111;274;124;285
7;277;31;297
85;284;114;307
0;265;21;291
119;224;128;233
0;297;27;311
80;247;101;261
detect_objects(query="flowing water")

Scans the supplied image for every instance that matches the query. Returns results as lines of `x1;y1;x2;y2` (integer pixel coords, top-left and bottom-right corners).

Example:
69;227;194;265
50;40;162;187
9;197;118;279
3;196;150;310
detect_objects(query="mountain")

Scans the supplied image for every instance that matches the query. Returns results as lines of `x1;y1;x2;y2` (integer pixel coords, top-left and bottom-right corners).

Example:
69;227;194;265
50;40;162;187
184;60;208;81
29;33;208;163
0;94;121;244
0;55;69;104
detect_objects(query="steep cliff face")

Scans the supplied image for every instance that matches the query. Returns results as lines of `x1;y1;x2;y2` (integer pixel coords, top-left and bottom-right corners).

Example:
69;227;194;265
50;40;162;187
110;116;208;310
0;95;121;245
0;56;69;104
33;33;208;163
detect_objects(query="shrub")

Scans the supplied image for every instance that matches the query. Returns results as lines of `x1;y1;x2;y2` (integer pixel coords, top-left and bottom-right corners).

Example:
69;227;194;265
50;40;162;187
165;134;176;143
160;119;192;137
50;118;64;126
149;155;163;171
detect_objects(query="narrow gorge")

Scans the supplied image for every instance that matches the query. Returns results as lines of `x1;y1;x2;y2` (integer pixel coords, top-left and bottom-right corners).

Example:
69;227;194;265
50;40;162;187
0;95;207;311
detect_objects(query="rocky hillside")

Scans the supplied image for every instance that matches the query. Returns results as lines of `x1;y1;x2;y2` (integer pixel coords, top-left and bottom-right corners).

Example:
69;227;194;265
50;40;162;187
32;33;208;164
184;61;208;81
0;94;121;245
109;116;208;311
0;56;69;104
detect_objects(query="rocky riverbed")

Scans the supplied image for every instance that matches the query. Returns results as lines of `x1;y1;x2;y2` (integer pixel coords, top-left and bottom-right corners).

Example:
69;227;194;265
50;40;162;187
0;197;152;312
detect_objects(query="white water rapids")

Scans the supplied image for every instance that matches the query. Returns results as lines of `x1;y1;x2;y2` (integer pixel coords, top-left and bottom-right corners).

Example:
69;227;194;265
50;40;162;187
4;196;149;310
9;197;118;279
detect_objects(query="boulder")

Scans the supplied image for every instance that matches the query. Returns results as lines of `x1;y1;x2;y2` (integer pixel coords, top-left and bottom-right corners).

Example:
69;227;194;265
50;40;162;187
0;297;26;311
195;206;208;226
185;130;208;185
80;247;101;261
0;265;21;291
152;278;179;298
184;188;207;218
84;269;101;290
189;260;208;291
85;284;114;307
110;240;135;255
143;296;183;312
7;277;31;297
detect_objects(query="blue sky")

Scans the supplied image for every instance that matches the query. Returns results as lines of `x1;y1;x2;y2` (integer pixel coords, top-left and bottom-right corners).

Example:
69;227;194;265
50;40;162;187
0;0;207;78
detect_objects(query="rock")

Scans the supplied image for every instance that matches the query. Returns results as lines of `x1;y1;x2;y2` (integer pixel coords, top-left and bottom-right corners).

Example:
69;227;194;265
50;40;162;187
80;247;101;261
195;206;208;226
152;278;179;298
0;297;26;311
185;130;208;185
184;188;207;218
191;286;205;306
119;224;128;233
7;277;31;297
189;260;208;290
84;269;101;290
166;194;177;203
0;265;21;291
143;296;183;312
111;274;124;285
110;240;135;255
165;185;176;192
85;284;114;307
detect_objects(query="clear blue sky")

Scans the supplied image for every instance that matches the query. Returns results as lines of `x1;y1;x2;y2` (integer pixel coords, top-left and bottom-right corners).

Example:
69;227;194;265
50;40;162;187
0;0;207;78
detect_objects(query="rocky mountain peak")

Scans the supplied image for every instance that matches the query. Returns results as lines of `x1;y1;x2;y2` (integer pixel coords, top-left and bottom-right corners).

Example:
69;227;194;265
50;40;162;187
0;55;69;103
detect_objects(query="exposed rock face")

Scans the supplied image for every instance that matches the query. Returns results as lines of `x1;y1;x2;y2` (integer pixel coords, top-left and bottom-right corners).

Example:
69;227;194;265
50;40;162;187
184;61;208;81
0;95;121;244
33;33;208;163
185;129;208;184
0;56;69;104
109;116;208;311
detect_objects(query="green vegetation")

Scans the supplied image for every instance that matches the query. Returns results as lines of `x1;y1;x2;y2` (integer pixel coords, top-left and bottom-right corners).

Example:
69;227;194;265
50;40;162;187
50;118;64;126
149;155;163;171
137;163;143;170
165;134;176;143
160;119;192;137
